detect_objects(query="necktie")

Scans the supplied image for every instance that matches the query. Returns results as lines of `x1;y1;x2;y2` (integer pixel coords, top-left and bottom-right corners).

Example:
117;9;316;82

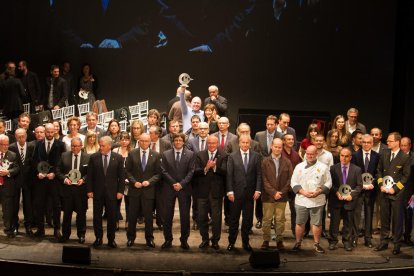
0;153;3;185
201;139;205;151
220;134;225;150
141;151;147;171
20;147;25;163
103;155;108;175
267;134;272;154
46;141;51;154
210;152;215;161
364;153;369;172
243;153;248;172
390;152;395;162
73;154;78;170
176;151;180;163
152;142;156;152
48;78;54;109
342;166;347;184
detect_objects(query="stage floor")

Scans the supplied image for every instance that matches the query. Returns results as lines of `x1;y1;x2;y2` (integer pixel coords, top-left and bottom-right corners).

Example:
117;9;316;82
0;202;413;274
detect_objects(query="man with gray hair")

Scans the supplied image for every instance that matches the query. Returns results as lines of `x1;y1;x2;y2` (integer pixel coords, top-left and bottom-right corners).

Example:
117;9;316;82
291;145;332;253
204;85;228;116
0;134;20;238
79;111;105;138
345;107;367;134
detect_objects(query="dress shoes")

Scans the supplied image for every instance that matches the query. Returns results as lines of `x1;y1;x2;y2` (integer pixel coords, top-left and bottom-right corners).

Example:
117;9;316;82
25;228;34;237
344;242;353;251
328;243;337;250
127;240;134;247
33;229;45;238
276;241;285;250
199;240;209;249
93;238;103;248
211;242;220;250
374;243;388;251
161;240;172;249
292;242;301;252
227;243;235;251
180;240;190;250
255;220;262;229
137;217;144;224
404;238;414;246
108;240;117;248
242;242;253;252
54;230;62;240
157;224;164;231
261;241;269;250
7;232;16;238
364;239;373;248
146;239;155;248
59;236;69;243
78;236;86;244
392;245;401;255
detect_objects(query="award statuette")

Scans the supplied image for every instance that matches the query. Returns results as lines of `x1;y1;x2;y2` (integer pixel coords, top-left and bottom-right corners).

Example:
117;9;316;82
67;169;81;183
178;73;193;87
37;161;51;174
362;173;374;187
0;159;11;170
338;184;352;199
382;176;395;190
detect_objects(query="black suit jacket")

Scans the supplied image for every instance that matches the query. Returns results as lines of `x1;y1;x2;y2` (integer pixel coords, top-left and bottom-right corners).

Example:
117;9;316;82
19;71;43;106
204;95;228;116
376;149;411;200
254;130;283;157
126;148;161;199
9;142;35;188
351;149;380;195
44;77;68;108
87;152;125;200
226;150;262;200
32;139;66;174
193;149;227;199
225;137;261;154
158;138;172;154
329;163;362;210
0;77;26;115
161;148;195;191
56;151;90;197
0;151;20;196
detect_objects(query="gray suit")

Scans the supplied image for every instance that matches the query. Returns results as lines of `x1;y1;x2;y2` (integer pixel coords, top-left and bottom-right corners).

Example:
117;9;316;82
212;131;237;151
254;130;283;157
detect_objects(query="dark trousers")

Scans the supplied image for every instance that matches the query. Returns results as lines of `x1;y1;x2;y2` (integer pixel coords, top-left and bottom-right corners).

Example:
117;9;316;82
93;195;117;241
162;188;191;242
21;180;35;228
127;195;154;242
198;193;223;243
404;205;413;239
224;196;231;225
255;196;263;221
13;183;22;229
124;195;129;222
329;207;355;244
154;184;164;226
354;191;375;240
33;180;61;231
288;191;296;234
228;195;254;244
379;193;404;245
1;191;15;234
61;188;87;238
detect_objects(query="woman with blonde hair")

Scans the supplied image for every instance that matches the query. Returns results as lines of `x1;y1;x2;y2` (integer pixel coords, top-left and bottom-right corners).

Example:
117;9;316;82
62;116;85;151
84;130;99;154
324;129;342;164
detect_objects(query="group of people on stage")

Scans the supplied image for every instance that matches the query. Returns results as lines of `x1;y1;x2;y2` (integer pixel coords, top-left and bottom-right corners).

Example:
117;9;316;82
0;61;413;255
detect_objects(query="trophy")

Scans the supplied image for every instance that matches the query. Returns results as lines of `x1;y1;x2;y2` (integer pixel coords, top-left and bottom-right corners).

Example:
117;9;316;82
0;158;11;170
37;161;51;174
338;184;352;199
178;73;193;87
79;89;89;100
362;173;374;187
67;169;81;183
383;176;395;190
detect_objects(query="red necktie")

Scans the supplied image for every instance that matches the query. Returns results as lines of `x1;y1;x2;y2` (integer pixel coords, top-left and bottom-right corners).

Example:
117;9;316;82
220;134;225;150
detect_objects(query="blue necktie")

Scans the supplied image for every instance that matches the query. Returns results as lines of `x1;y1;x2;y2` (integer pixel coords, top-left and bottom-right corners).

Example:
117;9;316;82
141;151;146;171
364;153;369;172
342;166;347;184
243;153;248;172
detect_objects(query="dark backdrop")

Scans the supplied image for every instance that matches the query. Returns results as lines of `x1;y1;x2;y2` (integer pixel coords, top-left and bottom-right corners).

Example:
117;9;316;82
1;0;398;137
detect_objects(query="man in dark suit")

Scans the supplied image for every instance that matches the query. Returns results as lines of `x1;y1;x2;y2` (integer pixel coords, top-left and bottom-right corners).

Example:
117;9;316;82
87;136;125;248
260;138;293;250
16;113;35;142
204;85;228;117
56;137;90;243
193;135;227;250
17;60;43;112
79;112;105;138
149;125;172;230
161;133;195;250
0;134;20;238
400;137;414;246
0;66;27;120
375;132;411;255
9;128;36;236
32;123;66;239
226;123;261;154
44;65;68;110
226;135;262;251
276;113;297;147
254;115;283;229
125;133;161;248
328;148;362;251
213;117;237;152
351;134;380;248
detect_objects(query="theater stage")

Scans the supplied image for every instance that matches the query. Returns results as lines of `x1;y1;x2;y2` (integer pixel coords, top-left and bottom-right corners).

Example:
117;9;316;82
0;204;413;275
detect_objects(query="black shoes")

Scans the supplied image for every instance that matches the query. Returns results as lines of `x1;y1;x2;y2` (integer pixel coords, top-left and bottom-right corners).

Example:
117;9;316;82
242;242;252;252
93;238;103;248
108;240;117;248
54;230;62;240
78;236;86;244
255;220;262;229
211;242;220;250
276;241;285;250
404;237;414;246
180;240;190;250
33;229;45;238
199;240;209;249
127;240;134;247
314;243;325;253
227;243;235;251
328;243;337;250
374;243;388;251
364;239;373;248
261;241;269;250
392;245;401;255
344;242;353;252
292;242;301;252
161;240;172;249
146;239;155;248
59;236;69;243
